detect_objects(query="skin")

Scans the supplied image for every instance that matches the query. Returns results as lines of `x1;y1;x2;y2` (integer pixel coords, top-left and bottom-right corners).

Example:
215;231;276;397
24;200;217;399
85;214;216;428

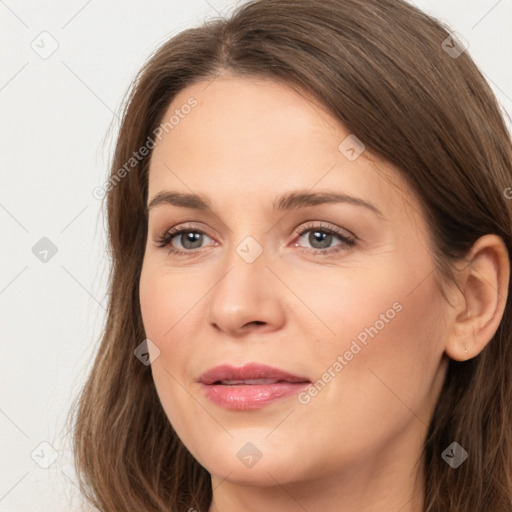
139;74;509;512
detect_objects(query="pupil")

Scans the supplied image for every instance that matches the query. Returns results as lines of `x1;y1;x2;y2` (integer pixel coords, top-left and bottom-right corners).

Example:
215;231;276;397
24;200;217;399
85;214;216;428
182;232;202;249
310;230;331;249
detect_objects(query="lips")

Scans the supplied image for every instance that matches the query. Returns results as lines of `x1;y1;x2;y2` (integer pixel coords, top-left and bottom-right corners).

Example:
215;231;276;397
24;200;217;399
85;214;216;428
198;363;311;410
199;363;310;385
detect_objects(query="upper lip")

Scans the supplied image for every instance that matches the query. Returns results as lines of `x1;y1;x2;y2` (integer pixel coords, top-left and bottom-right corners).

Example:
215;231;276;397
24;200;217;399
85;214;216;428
199;363;311;385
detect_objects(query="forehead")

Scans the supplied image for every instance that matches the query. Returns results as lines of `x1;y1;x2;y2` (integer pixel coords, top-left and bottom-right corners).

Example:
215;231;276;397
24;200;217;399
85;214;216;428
153;75;342;160
147;76;425;228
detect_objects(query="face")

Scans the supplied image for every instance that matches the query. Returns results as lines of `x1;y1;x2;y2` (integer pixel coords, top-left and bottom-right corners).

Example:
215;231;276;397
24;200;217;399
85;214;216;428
139;75;451;488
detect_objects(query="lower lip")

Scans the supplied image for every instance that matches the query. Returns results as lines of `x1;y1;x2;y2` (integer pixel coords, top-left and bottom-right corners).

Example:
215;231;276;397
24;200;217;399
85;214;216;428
201;382;310;410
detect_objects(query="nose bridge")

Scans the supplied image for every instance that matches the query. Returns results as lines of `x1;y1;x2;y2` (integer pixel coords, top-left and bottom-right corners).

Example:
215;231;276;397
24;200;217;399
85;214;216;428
215;231;269;304
220;209;270;268
206;227;283;334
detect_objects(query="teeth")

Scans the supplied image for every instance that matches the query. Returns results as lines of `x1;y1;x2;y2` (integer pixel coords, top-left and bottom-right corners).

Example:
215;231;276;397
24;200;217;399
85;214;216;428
219;379;280;385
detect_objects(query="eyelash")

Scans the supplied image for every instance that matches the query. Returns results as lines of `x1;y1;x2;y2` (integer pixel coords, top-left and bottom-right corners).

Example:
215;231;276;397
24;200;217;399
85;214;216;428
155;221;356;257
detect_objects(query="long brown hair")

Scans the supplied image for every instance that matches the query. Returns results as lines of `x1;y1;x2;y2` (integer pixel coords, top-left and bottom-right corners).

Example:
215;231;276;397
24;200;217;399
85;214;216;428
69;0;512;510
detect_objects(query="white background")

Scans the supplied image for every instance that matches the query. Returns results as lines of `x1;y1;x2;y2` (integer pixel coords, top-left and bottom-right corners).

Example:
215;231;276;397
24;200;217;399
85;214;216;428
1;1;511;511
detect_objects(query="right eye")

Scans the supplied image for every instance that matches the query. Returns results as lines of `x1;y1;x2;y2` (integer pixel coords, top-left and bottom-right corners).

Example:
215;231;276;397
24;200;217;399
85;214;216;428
155;225;216;255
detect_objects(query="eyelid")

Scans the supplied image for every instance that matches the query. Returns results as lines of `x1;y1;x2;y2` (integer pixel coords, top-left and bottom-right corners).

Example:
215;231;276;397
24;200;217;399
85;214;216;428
154;222;215;251
294;221;356;241
291;221;356;255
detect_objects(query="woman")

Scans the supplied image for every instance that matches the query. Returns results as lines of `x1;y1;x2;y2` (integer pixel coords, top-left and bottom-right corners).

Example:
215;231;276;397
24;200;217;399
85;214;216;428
70;0;512;510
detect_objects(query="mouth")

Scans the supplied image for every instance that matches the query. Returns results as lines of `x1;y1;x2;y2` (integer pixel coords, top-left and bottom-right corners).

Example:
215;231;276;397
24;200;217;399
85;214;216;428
199;363;310;385
199;363;311;411
213;378;306;385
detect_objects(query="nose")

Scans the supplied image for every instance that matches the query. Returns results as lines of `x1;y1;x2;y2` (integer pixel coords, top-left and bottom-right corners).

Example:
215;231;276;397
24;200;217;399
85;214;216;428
206;241;286;338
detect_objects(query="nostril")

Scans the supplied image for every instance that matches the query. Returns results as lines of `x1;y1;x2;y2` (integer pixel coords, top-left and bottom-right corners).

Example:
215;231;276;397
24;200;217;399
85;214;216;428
244;321;265;328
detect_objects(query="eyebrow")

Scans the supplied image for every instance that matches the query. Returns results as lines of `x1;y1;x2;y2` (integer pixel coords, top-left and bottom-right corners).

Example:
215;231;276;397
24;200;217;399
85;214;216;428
147;190;385;219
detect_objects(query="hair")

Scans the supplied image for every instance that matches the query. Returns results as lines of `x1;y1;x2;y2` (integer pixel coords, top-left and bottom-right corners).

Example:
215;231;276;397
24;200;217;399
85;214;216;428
68;0;512;510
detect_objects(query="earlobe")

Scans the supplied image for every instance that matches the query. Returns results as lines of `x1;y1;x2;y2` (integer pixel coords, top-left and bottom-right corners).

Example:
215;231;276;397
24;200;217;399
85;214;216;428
444;234;510;362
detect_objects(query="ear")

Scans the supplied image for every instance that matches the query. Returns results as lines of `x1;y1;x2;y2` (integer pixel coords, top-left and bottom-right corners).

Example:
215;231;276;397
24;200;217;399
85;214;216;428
444;234;510;361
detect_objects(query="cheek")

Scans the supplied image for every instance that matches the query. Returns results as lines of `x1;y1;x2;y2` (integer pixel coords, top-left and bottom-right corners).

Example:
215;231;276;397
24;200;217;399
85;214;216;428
297;259;446;413
285;269;447;472
139;265;199;402
318;250;444;363
139;266;201;442
139;264;204;342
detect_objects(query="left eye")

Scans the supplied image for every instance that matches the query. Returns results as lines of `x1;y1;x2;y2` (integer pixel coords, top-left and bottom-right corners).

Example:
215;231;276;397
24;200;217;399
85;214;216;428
293;225;355;253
